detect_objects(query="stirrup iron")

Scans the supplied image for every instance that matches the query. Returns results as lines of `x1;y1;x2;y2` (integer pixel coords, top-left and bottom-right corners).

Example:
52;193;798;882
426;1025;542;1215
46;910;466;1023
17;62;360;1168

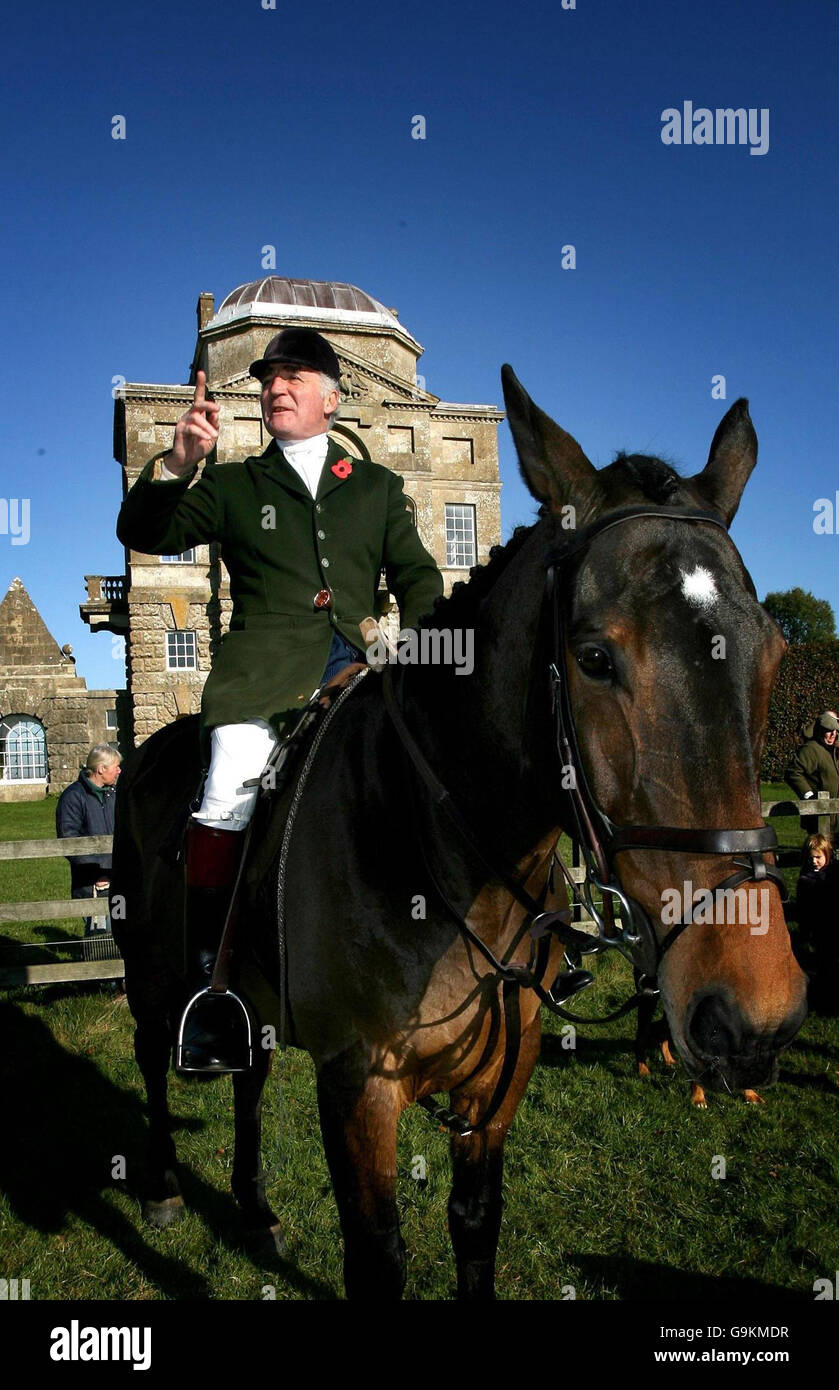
175;988;255;1074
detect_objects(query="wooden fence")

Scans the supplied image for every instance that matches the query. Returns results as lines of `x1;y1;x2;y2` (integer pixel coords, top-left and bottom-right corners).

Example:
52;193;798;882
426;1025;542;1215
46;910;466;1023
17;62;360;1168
0;793;836;990
0;835;123;987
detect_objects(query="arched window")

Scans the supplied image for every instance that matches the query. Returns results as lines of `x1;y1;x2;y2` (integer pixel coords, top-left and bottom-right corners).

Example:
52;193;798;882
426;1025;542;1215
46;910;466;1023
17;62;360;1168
0;715;48;782
404;495;417;526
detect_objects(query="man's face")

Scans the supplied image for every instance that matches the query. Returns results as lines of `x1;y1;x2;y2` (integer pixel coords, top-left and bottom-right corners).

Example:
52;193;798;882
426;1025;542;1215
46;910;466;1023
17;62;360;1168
99;759;121;787
260;364;338;441
819;725;837;749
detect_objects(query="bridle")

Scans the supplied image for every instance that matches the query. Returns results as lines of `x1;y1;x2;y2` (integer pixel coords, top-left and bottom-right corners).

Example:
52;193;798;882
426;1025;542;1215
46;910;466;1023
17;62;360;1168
382;503;786;1133
544;505;785;982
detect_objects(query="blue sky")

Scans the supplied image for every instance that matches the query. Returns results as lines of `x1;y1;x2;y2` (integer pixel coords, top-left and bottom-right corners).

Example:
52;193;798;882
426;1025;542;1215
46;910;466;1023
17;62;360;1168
1;0;836;691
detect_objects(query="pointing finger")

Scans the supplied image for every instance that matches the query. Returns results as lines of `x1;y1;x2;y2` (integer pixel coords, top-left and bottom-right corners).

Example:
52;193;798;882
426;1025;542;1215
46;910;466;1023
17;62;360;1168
193;370;207;407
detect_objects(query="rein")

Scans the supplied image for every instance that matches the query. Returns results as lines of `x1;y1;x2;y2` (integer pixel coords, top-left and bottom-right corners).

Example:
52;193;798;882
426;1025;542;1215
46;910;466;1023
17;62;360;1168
383;504;787;1133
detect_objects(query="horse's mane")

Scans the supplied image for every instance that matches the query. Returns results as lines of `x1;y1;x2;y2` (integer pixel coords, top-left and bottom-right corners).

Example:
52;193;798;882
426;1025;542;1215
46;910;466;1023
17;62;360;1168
420;520;539;629
607;452;685;504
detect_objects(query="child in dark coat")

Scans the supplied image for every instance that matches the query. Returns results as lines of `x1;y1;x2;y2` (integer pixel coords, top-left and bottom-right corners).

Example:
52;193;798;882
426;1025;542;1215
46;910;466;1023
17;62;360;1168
796;834;839;1009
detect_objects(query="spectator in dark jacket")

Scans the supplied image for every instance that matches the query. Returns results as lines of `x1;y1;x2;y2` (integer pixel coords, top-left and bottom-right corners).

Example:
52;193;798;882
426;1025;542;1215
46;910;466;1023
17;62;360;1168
785;711;839;836
796;834;839;1010
56;745;121;936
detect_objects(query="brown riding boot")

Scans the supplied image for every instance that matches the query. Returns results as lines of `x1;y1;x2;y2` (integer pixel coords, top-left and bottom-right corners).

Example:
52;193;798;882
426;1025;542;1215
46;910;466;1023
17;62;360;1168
176;820;252;1074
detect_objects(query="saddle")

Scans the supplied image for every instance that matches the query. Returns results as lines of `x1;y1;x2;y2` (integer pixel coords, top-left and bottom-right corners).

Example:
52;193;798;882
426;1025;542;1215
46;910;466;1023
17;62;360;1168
158;660;371;868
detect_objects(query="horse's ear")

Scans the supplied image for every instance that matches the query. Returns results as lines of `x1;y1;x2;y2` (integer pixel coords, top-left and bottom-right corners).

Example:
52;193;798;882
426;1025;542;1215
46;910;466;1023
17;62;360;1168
691;398;757;528
501;365;603;519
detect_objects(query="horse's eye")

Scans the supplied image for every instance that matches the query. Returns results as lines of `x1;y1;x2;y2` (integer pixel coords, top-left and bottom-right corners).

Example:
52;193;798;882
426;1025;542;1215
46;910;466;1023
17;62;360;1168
575;644;613;680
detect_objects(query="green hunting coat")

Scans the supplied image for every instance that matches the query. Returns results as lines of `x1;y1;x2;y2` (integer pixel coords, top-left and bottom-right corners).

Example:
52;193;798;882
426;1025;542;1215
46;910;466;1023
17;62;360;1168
116;436;443;752
785;735;839;832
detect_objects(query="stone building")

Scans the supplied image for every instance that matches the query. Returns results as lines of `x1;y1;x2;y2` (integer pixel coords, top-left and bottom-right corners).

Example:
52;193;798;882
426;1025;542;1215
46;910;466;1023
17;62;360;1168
82;276;503;746
0;577;124;800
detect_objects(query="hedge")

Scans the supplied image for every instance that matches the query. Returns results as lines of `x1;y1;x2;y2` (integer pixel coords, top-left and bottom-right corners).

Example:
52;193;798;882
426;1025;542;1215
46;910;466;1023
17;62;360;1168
763;641;839;780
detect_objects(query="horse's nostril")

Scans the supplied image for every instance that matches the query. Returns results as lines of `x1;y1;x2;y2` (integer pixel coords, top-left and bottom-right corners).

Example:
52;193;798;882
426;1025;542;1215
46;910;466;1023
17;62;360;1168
687;994;741;1060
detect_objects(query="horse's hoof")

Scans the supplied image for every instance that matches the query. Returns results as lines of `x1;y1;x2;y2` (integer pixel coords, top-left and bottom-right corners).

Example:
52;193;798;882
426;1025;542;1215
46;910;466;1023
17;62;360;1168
144;1194;185;1228
245;1221;287;1263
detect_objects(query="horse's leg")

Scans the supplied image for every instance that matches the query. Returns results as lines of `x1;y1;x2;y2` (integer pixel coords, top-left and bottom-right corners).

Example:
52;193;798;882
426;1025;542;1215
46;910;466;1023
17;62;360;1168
447;1010;542;1300
691;1080;709;1108
133;1013;184;1226
316;1051;406;1300
232;1046;285;1257
635;968;656;1077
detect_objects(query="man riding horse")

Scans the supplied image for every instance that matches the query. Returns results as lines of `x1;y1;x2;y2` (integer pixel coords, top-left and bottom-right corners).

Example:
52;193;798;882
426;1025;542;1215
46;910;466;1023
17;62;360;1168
116;327;443;1072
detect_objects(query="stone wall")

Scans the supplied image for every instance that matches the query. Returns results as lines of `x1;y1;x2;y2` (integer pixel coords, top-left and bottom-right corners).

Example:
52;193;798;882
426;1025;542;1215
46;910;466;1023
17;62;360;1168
0;579;125;798
0;674;123;800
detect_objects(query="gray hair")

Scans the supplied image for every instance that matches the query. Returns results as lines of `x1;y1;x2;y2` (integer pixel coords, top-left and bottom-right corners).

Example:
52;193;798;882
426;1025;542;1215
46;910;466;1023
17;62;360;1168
85;744;121;773
320;374;341;428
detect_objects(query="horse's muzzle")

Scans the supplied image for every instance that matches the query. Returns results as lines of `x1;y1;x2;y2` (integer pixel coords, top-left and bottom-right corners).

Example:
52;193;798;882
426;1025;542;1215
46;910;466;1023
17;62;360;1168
681;987;808;1091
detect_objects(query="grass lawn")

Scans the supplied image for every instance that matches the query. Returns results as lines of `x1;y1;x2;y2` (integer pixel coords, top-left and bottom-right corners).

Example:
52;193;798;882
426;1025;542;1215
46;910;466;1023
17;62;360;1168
0;794;836;1301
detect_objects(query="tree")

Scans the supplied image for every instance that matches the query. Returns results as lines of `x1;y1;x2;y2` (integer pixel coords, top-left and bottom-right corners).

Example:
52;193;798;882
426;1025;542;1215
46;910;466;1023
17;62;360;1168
762;588;836;645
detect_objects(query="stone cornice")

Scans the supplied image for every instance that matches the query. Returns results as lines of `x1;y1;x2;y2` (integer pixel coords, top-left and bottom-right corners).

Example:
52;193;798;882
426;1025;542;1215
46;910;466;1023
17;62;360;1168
119;384;255;403
200;307;424;358
403;476;503;492
382;402;504;421
430;406;505;421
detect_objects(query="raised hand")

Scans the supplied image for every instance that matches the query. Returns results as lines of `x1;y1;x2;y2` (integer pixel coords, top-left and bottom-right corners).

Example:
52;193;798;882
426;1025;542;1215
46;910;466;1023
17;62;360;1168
168;370;220;474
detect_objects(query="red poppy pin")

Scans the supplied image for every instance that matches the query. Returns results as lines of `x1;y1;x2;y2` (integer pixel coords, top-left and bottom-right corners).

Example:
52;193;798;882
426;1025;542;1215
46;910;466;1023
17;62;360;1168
331;457;353;480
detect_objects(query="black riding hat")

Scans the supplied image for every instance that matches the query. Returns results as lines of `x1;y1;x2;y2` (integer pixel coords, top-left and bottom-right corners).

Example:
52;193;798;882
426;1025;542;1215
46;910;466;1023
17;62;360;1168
249;327;341;383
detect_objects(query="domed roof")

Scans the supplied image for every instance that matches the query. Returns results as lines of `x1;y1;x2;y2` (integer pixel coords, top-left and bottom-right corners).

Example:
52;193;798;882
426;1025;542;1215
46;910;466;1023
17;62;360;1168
209;277;418;345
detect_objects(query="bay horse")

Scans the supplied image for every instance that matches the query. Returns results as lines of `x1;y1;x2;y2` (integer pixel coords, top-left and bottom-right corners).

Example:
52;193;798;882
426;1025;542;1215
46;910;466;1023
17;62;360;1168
110;369;807;1299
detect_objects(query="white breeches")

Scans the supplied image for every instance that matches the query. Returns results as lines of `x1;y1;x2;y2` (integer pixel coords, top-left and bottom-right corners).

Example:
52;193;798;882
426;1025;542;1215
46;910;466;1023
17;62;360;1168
192;719;279;831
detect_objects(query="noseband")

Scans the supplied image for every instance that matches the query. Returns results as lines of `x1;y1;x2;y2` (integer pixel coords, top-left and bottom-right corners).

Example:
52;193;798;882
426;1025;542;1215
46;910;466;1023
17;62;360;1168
544;505;785;981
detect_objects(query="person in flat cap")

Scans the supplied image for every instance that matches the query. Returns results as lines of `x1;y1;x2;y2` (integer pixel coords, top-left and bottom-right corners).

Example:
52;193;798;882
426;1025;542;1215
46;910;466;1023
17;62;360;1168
117;326;443;1070
786;710;839;838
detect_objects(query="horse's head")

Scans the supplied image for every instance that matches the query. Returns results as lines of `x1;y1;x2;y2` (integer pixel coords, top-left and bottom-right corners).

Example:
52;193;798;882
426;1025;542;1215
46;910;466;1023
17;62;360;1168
502;366;807;1094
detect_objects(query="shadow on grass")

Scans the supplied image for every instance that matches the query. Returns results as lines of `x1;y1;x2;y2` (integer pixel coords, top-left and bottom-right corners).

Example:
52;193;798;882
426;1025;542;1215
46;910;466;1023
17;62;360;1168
777;1067;839;1096
0;926;81;965
540;1031;636;1070
788;1032;839;1059
568;1252;811;1301
0;1002;335;1300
